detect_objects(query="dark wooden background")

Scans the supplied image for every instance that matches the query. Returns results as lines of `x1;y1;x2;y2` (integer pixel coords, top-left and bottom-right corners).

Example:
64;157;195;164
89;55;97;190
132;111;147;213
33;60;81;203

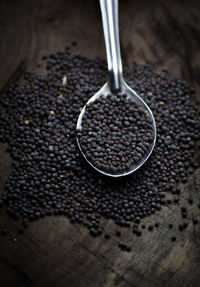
0;0;200;286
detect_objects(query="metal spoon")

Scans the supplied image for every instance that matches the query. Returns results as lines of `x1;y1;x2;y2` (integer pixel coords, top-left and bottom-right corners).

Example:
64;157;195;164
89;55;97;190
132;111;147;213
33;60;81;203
76;0;156;177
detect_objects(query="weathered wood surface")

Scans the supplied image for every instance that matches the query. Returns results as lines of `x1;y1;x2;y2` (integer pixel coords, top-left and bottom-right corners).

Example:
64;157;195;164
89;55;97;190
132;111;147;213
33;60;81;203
0;0;200;286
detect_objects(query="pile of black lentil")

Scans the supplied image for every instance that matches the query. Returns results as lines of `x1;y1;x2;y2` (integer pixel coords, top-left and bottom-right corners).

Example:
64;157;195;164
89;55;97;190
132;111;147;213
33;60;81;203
0;47;200;243
77;93;154;174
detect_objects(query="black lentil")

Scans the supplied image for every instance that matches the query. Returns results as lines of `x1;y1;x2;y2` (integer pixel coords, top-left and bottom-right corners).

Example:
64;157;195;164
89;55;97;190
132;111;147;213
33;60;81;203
148;224;154;231
181;206;187;212
167;198;172;204
193;218;199;225
188;197;193;205
126;246;132;252
136;230;142;236
178;223;184;231
118;242;126;251
104;233;110;239
171;236;176;241
174;198;179;204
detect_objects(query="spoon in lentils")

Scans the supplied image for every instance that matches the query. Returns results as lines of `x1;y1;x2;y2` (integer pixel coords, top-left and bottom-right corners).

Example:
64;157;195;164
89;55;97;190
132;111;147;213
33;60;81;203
76;0;156;177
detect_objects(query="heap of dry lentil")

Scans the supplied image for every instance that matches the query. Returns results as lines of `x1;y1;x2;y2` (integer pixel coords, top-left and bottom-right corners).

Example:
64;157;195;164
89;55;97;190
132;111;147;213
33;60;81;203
77;93;154;174
0;47;200;241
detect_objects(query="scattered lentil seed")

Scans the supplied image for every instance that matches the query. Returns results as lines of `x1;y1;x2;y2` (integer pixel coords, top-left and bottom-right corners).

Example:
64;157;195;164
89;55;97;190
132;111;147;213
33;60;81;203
193;218;199;225
178;223;184;231
118;242;126;250
167;198;172;204
148;224;154;231
181;206;187;212
171;236;176;241
126;246;132;252
182;212;187;219
136;230;142;236
188;197;193;205
174;198;179;204
105;233;110;239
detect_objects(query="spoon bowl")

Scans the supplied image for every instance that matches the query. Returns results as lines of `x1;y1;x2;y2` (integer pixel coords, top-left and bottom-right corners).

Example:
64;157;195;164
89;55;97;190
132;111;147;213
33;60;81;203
76;0;156;177
76;79;156;177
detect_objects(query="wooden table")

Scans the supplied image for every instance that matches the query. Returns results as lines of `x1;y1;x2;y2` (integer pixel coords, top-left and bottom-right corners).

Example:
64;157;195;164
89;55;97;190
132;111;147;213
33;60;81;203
0;0;200;286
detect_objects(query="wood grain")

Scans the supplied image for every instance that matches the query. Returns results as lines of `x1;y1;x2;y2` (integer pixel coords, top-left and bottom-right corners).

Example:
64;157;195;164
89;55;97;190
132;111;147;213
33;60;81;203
0;0;200;286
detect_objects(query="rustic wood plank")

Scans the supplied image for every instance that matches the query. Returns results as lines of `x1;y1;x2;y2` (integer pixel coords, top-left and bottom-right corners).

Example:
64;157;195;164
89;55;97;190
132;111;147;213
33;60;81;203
0;0;200;286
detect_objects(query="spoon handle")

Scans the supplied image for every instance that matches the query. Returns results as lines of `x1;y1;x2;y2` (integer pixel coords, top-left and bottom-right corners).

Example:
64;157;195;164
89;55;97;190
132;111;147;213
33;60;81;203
100;0;123;92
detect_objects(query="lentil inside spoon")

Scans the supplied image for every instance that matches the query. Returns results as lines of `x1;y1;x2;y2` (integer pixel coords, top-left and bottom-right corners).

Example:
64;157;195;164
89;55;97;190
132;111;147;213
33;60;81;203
76;0;156;177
